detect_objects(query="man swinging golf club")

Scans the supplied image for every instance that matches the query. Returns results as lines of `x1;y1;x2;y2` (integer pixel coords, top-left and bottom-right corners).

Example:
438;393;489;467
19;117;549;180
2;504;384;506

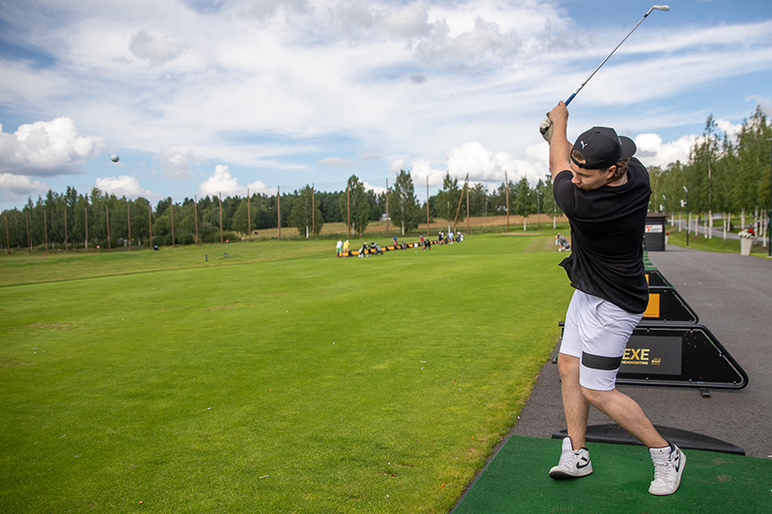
543;101;685;496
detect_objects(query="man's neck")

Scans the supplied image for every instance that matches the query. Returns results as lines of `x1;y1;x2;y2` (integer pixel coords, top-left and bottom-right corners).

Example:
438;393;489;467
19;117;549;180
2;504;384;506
607;173;628;187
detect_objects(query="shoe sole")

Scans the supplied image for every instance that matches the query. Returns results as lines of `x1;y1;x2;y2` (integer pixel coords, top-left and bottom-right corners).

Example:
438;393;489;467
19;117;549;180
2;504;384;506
549;468;593;479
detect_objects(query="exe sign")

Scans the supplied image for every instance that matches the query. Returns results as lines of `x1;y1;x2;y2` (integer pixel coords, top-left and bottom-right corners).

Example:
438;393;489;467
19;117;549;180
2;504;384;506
623;347;651;366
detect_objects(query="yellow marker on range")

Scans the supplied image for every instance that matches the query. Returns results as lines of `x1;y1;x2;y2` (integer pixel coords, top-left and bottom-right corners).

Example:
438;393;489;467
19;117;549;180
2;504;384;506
643;293;661;318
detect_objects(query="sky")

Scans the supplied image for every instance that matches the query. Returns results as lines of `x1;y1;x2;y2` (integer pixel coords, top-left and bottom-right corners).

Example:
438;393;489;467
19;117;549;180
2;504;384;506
1;0;771;211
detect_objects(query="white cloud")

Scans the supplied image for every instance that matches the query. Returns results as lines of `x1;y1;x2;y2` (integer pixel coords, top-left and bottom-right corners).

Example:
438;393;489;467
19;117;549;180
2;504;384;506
0;173;48;196
157;147;202;181
318;157;356;167
389;141;551;193
94;175;152;198
381;1;431;38
246;180;278;196
197;167;276;197
198;165;243;197
129;30;185;65
715;119;742;140
447;141;517;182
415;17;522;69
390;158;407;173
0;118;105;176
409;159;445;188
635;133;697;168
362;181;386;194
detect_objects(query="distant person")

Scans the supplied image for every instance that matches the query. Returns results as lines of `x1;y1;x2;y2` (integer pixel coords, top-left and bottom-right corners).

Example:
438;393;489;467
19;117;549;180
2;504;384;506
336;238;343;258
556;233;570;252
542;101;685;496
393;235;398;247
343;240;350;255
419;234;425;249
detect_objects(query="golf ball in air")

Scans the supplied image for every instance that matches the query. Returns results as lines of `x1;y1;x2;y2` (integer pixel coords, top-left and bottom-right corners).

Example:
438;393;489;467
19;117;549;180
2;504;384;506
110;154;120;162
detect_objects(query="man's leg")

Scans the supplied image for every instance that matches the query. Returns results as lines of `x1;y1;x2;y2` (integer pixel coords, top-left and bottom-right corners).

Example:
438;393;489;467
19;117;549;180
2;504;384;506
549;290;594;479
558;354;589;449
581;387;666;448
583;386;685;495
549;353;593;479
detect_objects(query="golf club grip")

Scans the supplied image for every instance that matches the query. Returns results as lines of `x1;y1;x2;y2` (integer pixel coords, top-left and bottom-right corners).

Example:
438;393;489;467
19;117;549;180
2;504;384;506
564;93;576;106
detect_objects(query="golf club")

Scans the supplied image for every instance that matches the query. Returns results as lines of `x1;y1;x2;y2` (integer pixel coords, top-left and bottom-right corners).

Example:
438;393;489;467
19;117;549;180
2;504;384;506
540;5;669;137
564;5;669;106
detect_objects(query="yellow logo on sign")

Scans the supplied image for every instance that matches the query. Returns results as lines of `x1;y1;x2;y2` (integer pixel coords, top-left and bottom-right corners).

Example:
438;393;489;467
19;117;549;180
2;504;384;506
622;347;650;365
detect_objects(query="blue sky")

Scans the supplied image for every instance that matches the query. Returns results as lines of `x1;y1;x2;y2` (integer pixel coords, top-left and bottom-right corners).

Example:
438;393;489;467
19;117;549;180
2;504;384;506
1;0;771;211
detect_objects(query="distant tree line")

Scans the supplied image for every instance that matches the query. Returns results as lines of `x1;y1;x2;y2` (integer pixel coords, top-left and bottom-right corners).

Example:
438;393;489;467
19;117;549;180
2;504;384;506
3;104;769;252
1;170;558;251
648;106;772;229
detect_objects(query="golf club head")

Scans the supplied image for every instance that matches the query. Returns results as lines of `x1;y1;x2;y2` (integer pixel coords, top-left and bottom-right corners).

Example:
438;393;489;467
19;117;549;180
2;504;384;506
652;5;670;11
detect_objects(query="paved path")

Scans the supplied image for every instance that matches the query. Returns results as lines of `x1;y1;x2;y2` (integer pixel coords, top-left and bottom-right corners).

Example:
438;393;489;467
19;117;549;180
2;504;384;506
512;245;772;459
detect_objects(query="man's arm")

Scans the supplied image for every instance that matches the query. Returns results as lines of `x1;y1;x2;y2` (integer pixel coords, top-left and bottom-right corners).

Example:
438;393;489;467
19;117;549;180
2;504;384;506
548;102;571;181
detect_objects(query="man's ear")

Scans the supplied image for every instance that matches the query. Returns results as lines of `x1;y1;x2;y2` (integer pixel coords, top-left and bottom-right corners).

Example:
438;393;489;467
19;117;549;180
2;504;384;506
605;165;617;180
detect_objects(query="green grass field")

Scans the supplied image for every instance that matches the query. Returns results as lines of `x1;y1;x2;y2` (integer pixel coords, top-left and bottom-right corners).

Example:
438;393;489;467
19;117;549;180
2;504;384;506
0;234;571;513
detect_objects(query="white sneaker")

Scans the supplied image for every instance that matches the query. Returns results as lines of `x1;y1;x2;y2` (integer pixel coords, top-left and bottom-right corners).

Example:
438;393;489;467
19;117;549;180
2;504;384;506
549;437;593;479
649;443;686;495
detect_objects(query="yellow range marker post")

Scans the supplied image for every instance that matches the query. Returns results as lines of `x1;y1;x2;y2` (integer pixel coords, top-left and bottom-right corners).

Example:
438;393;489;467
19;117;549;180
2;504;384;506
643;293;661;319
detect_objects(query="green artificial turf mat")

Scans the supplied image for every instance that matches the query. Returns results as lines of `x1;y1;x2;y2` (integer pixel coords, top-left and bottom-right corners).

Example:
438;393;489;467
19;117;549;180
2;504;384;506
453;435;772;513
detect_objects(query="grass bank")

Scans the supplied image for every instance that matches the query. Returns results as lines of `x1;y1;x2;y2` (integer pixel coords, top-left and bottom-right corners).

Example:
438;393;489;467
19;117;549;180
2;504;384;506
665;227;771;257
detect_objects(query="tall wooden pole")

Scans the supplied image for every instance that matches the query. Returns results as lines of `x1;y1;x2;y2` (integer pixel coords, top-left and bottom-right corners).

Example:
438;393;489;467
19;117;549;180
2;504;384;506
43;210;49;251
505;170;510;232
219;193;223;244
311;184;315;240
426;176;430;233
127;202;131;250
452;173;467;232
385;178;389;237
105;204;111;250
277;187;282;241
346;187;351;238
25;209;31;252
537;191;542;229
466;178;470;234
247;188;252;241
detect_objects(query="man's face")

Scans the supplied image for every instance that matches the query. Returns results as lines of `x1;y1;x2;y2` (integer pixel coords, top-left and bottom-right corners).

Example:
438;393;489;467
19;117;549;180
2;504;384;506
569;160;615;190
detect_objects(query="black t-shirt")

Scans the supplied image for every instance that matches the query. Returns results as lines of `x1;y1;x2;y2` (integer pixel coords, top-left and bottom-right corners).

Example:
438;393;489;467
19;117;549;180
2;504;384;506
553;158;651;314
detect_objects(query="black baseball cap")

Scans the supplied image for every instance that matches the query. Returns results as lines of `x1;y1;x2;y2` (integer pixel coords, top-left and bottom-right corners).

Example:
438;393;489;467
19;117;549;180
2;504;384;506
571;126;636;169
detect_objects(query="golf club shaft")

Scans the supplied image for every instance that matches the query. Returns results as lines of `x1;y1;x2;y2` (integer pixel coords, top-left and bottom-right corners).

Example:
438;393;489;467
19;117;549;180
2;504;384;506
564;5;669;106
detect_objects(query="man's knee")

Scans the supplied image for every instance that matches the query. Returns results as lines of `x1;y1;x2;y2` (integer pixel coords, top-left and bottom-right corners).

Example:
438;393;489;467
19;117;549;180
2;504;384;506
581;386;614;407
557;353;580;379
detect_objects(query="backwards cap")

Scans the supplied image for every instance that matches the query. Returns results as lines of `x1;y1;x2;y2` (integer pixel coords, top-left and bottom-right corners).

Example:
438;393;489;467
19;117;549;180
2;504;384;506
571;126;636;169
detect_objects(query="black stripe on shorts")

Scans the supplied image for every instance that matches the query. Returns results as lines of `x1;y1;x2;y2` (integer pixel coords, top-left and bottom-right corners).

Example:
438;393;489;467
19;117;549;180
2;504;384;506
582;352;622;371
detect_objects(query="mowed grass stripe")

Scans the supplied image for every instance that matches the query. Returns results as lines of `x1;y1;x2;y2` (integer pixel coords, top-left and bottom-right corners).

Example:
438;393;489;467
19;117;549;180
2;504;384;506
0;234;570;513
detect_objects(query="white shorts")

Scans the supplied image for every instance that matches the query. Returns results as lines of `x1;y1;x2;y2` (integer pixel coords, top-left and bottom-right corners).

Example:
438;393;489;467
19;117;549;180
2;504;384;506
560;289;642;391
